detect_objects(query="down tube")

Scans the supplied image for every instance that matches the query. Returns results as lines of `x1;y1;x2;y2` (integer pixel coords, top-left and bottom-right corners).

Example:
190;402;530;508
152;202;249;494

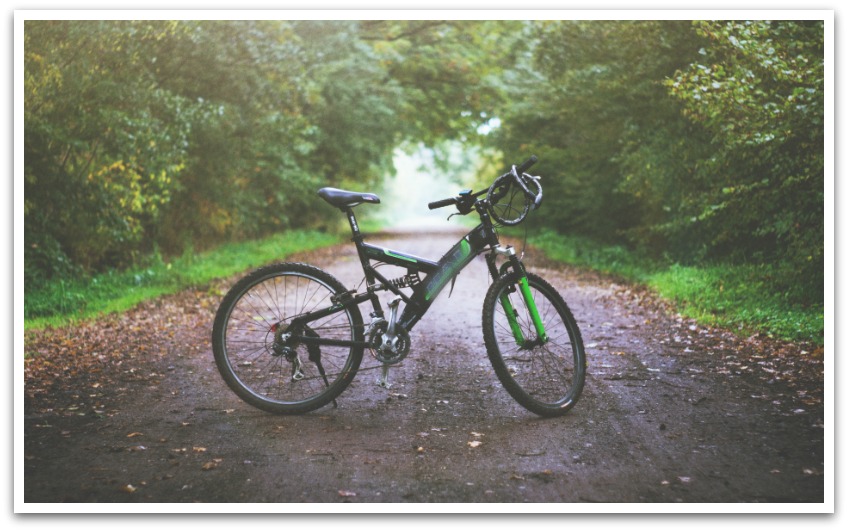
398;225;489;330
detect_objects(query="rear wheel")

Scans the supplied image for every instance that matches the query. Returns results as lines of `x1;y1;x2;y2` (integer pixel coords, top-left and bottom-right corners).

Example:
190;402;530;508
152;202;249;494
482;271;585;416
212;263;364;414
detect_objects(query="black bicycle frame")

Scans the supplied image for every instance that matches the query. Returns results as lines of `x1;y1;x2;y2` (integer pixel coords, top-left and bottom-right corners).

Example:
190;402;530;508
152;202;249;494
288;204;516;348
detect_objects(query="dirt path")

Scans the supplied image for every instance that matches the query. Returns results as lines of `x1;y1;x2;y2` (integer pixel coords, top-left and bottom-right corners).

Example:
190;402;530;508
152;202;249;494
22;228;826;506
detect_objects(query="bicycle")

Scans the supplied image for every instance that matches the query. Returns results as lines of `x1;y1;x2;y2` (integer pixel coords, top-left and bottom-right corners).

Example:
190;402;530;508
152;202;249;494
212;156;586;417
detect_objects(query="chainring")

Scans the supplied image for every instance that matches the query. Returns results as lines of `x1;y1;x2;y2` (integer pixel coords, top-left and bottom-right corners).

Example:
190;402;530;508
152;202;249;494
368;321;411;364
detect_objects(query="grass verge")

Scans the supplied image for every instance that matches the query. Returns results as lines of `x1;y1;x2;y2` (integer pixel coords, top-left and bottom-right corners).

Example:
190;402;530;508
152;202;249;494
529;229;824;346
24;229;343;331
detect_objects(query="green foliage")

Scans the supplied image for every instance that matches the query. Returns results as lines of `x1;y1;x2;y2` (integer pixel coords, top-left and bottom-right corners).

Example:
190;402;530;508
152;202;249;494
666;21;824;289
24;230;341;330
529;230;823;345
490;21;709;244
24;19;826;344
25;21;196;275
530;229;653;282
24;20;513;287
650;264;823;344
487;19;824;309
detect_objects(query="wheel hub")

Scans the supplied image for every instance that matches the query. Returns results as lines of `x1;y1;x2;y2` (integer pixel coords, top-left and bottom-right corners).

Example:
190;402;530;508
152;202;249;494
270;322;297;360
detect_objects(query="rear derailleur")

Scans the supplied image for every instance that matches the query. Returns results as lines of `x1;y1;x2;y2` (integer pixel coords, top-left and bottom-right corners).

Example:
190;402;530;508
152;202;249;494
270;322;326;384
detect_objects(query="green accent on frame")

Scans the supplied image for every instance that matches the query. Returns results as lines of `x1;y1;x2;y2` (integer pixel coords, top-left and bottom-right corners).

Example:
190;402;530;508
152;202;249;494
425;239;472;301
518;276;548;342
499;294;526;345
384;249;418;263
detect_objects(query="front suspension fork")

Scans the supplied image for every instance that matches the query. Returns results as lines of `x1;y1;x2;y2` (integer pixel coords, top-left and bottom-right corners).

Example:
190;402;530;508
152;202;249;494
487;246;548;346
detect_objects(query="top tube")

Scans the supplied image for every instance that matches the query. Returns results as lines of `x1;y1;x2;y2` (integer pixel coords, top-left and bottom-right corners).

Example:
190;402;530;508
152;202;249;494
359;242;439;275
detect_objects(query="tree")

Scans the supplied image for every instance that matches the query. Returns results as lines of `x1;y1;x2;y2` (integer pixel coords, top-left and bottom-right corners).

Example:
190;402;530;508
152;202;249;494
24;20;518;284
667;20;824;288
489;20;707;248
486;18;824;298
24;21;196;279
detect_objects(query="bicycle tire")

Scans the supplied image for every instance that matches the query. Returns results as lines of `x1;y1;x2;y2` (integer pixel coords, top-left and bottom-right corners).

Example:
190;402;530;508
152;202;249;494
212;262;364;414
482;271;586;416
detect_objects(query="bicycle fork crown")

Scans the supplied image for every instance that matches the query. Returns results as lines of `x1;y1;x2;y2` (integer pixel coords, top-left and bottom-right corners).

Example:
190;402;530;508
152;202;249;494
493;244;516;257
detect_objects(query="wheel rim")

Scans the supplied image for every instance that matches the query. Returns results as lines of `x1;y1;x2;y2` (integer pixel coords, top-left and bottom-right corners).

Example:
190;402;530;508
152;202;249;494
221;272;357;406
491;279;580;407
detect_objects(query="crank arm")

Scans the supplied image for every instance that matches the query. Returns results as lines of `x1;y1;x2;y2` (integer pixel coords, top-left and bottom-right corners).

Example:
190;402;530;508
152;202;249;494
377;364;392;389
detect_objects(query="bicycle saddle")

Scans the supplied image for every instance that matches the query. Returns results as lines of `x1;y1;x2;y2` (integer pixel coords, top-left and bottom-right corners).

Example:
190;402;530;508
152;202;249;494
317;187;381;209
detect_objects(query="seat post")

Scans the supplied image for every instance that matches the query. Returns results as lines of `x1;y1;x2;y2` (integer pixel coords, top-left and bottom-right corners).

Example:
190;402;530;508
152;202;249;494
346;206;377;295
344;207;364;242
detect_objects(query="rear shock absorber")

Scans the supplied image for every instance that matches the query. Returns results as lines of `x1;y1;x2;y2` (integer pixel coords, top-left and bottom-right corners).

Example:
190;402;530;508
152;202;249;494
388;271;421;290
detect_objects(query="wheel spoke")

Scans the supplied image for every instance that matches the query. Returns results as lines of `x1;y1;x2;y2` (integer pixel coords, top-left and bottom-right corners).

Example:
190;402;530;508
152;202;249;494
212;266;363;414
483;272;585;416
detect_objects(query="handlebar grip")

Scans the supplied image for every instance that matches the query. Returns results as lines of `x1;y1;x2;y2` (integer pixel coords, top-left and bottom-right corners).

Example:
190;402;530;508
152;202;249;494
515;155;538;174
428;197;456;210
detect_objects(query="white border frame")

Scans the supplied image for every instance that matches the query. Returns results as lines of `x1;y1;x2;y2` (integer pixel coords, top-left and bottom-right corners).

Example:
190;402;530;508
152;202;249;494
9;3;838;520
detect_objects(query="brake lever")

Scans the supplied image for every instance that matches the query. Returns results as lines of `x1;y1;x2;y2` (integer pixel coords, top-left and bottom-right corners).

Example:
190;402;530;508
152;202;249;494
511;165;542;207
524;174;543;210
455;191;475;215
446;193;475;221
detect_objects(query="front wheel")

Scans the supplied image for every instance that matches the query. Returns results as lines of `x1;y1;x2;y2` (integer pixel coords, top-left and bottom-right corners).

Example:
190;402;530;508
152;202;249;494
212;263;364;414
482;271;586;417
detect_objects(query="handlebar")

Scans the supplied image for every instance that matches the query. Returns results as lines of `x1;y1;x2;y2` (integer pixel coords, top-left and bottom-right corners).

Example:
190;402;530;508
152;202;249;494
428;155;541;215
515;155;538;175
510;156;543;211
427;197;457;210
